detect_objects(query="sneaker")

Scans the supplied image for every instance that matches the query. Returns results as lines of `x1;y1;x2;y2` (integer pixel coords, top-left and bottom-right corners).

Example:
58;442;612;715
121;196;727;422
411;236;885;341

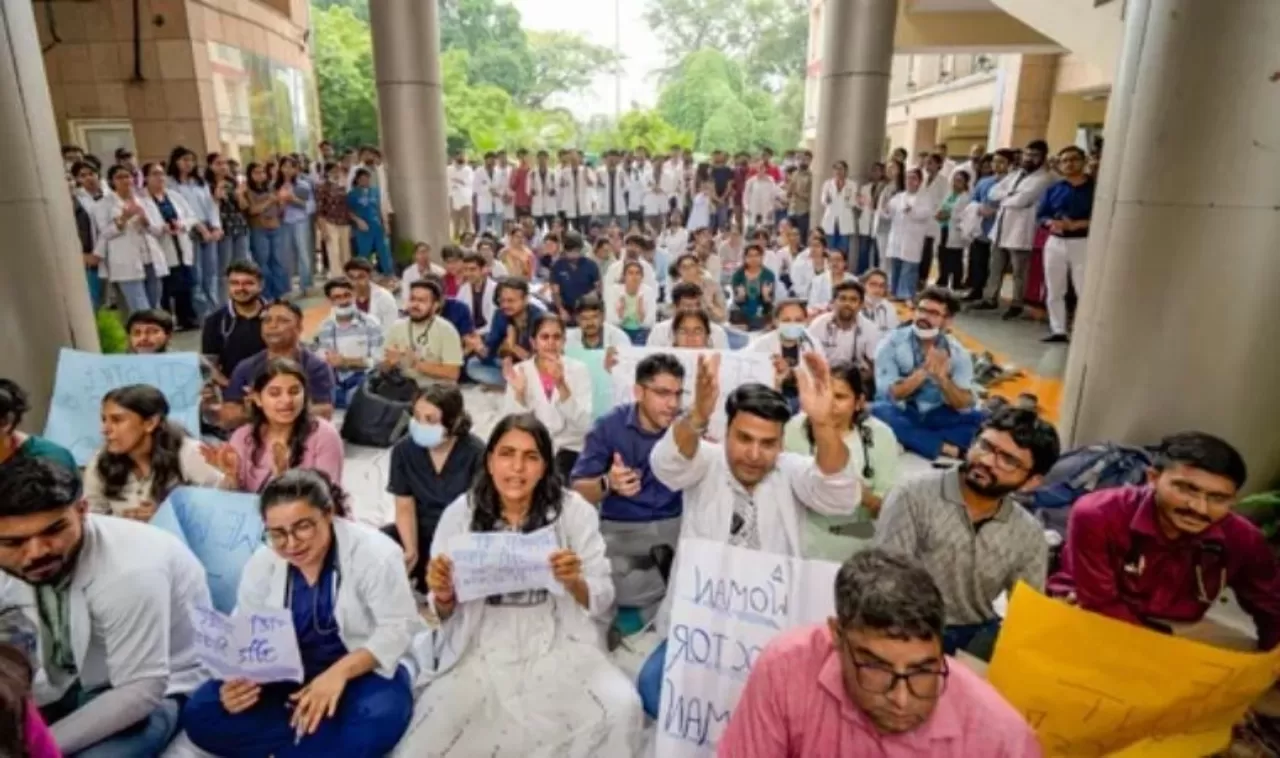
1042;333;1069;344
1002;306;1024;321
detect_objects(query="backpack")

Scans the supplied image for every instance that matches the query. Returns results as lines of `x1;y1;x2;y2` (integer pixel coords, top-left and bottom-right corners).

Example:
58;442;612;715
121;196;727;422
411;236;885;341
1022;443;1155;539
340;371;414;448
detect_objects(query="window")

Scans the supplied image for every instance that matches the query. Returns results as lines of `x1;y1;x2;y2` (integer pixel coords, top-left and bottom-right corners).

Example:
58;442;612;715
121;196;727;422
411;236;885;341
68;120;135;162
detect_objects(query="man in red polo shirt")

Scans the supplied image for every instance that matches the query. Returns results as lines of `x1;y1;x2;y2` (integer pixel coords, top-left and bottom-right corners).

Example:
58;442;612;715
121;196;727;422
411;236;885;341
1049;432;1280;650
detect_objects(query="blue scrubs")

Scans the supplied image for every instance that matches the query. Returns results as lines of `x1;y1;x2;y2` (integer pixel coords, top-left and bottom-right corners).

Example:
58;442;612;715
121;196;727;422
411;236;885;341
348;187;394;275
182;545;414;757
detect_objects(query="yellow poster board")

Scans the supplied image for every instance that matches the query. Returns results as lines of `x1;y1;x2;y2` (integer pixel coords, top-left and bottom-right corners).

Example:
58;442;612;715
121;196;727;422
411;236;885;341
987;584;1280;757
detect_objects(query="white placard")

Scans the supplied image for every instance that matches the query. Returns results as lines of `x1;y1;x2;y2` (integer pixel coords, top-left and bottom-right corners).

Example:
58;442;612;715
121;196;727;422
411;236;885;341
446;525;565;603
655;538;840;757
610;347;775;441
190;606;304;683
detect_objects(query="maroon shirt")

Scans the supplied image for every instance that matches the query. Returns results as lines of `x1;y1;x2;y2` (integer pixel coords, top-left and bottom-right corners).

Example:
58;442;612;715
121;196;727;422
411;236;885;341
1048;486;1280;649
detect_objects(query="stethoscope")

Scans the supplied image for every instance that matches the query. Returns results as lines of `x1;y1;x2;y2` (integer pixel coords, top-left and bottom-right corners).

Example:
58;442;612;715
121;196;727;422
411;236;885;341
217;298;267;341
284;554;343;636
818;316;865;363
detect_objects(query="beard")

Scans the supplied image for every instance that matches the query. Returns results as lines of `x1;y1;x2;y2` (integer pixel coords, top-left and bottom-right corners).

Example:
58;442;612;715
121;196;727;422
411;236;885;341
960;461;1020;499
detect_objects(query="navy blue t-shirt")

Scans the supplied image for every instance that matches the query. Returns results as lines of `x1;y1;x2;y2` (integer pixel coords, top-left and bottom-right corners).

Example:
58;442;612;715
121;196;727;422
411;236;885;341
550;257;600;312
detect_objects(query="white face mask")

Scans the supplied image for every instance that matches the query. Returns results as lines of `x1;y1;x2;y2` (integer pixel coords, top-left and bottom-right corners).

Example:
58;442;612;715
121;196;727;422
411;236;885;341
866;294;883;306
913;324;940;340
778;323;807;341
333;304;356;318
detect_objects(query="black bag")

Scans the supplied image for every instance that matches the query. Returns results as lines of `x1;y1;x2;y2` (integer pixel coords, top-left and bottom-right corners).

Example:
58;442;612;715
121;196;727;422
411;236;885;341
340;371;414;447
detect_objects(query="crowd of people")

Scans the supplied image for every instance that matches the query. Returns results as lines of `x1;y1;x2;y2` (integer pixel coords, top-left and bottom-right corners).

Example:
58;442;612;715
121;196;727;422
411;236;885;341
0;134;1270;757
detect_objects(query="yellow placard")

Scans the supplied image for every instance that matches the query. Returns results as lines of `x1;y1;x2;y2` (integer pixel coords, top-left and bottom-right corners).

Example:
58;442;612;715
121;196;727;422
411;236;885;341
987;584;1280;757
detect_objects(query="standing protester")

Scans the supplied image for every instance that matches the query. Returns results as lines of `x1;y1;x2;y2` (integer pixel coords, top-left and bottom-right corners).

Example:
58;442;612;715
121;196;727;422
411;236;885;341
965;150;1011;302
349;168;393;276
315;161;354;277
206;153;251;302
976;140;1054;319
245;161;289;301
820;161;856;262
883;168;936;301
1037;145;1096;343
142;162;199;330
786;150;813;241
530;150;557;230
447;151;475;237
935;169;973;291
167;146;223;315
511;148;532;221
202;260;267;386
854;162;886;274
275;156;315;296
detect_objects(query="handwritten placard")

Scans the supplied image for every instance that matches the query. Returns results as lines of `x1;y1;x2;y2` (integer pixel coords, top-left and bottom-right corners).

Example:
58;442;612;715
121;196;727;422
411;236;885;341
190;605;303;683
988;584;1280;757
610;347;774;441
152;487;263;613
656;538;839;757
446;525;564;603
44;348;203;464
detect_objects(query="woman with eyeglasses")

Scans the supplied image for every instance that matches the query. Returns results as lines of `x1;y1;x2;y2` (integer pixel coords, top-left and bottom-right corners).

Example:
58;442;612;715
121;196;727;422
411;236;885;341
203;358;343;493
181;469;421;756
783;363;900;561
140;161;200;328
396;413;643;756
671;308;713;350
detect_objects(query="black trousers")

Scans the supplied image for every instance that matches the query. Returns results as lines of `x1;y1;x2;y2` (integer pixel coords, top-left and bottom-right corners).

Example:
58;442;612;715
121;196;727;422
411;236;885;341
918;237;936;291
161;263;198;328
966;238;992;298
789;212;810;242
555;449;580;482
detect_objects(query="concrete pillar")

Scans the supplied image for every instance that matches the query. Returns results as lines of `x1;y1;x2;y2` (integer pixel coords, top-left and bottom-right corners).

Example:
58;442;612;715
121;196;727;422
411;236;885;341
811;0;897;214
0;0;99;431
1061;0;1280;490
992;54;1056;148
369;0;450;255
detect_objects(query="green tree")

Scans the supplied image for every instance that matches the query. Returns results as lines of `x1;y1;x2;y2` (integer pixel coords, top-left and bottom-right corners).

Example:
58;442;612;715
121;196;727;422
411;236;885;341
524;30;623;109
656;49;787;153
312;5;379;148
615;110;694;154
642;0;808;85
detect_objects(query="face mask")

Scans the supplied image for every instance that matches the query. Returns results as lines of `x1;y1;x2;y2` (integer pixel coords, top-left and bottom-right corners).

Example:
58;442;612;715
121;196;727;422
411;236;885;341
333;304;356;318
409;419;445;449
913;324;940;340
779;323;807;341
866;294;883;306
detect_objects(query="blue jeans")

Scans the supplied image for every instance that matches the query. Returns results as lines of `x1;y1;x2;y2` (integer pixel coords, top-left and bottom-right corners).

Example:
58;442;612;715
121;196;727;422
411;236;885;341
464;356;505;387
46;694;181;758
712;204;730;232
638;638;667;719
182;668;413;758
116;265;162;313
871;401;985;459
216;232;250;302
827;231;851;261
944;619;1002;659
335;370;367;409
888;258;920;300
480;212;503;235
856;235;877;274
191;238;221;317
250;226;289;301
85;267;103;311
283;219;314;291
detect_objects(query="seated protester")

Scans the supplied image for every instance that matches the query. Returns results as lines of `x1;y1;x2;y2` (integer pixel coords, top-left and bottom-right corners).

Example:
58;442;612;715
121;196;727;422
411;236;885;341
209;358;343;493
667;252;726;322
861;267;897;331
0;458;210;757
748;299;814;413
125;308;174;353
438;242;465;298
182;470;421;756
499;226;537;280
871;287;981;460
222;300;336;427
806;247;856;312
500;313;593;480
476;238;508;279
201;260;267;384
454;251;497;352
718;549;1042;757
647;281;730;349
385;385;485;590
788;230;829;301
344;257;399;331
756;227;791;292
0;641;61;758
383;279;463;388
533;231;559;280
808;280;882;373
639;354;860;718
729;242;777;331
399;241;445;304
669;309;715;349
311;277;385;408
784;364;901;561
604;233;658;298
423;272;475;341
605;260;658;345
589;236;617;278
398;414;644;755
465;277;547;388
639;235;671;303
1048;432;1280;650
83;385;223;521
548;231;600;322
564;294;630;351
570;354;686;625
874;408;1060;658
0;379;76;472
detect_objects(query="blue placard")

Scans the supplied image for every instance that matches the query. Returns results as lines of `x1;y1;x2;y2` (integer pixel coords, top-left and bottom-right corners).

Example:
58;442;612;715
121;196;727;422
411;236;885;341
152;487;264;613
44;348;204;465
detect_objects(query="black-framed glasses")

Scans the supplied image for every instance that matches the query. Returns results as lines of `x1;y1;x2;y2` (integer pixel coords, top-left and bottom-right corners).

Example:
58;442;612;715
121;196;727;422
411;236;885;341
639;383;682;401
263;518;318;548
842;636;949;700
972;437;1030;473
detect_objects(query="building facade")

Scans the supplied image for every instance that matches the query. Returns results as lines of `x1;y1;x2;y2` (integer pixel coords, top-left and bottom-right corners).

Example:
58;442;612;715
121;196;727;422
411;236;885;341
35;0;319;165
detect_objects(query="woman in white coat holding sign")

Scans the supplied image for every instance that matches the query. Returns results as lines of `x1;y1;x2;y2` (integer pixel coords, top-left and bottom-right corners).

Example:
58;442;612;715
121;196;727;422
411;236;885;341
181;469;422;757
396;413;644;758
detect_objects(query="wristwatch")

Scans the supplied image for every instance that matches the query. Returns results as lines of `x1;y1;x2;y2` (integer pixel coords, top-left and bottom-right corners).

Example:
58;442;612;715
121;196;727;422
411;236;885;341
599;474;611;495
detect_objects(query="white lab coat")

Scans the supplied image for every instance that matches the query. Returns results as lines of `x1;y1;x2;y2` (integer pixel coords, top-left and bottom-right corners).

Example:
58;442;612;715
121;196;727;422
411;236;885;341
921;172;950;239
819;178;857;235
807;271;857;310
559;166;596;219
627;164;648;214
605;284;659;329
496;165;515;220
473;167;502;215
856;182;882;237
452;277;498;335
94;191;171;282
646;318;730;349
597;165;629;218
657;164;682;211
744;175;778;225
502;355;594;453
529;166;557;217
237;518;423;678
648;427;861;634
991;167;1054;250
863;298;898;332
364;283;401;335
447;164;475;210
604;257;658;296
656;226;688;257
941;191;973;250
762;248;792;292
0;516;210;706
884;191;937;264
807;311;883;370
788;250;822;301
140;190;198;268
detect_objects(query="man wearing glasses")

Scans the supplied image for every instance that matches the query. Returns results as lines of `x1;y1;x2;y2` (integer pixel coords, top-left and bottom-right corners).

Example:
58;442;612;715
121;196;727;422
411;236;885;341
874;408;1061;658
1049;432;1280;650
719;549;1042;756
872;287;983;461
1037;145;1096;344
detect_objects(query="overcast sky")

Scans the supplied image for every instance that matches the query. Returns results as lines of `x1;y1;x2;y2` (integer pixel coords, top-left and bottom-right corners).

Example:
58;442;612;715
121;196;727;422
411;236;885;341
510;0;665;117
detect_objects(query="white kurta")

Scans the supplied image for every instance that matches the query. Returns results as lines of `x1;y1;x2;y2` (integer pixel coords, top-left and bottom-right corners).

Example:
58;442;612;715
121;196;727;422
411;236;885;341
447;164;474;210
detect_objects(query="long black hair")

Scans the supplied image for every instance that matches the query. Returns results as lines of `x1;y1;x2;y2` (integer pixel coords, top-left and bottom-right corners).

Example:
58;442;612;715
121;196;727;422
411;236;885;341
260;467;350;519
245;162;270;194
273;155;300;191
0;643;32;758
247;359;315;478
96;385;189;503
166;146;204;186
469;413;563;534
804;362;876;480
415;384;473;439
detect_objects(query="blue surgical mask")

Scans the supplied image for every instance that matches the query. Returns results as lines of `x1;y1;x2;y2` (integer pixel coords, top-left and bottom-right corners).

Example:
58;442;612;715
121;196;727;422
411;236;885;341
778;323;807;341
408;419;445;449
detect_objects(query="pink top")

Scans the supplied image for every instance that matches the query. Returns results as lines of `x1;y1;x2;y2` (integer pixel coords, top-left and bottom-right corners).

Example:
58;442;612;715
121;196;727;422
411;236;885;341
227;418;344;493
718;625;1043;758
25;700;61;758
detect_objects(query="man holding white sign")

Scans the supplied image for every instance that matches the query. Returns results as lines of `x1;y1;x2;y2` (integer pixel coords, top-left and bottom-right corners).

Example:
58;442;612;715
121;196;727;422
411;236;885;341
637;350;861;718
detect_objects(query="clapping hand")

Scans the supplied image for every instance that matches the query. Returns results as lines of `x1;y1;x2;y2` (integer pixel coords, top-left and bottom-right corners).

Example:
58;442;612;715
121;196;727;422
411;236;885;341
691;353;721;427
543;355;565;386
200;443;240;483
271;441;290;476
771;354;792;390
924;347;950;380
636;297;646;322
762;281;774;301
604;346;618;373
615;297;626;318
121;500;157;522
502;357;527;400
795;351;836;426
607;452;642;497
